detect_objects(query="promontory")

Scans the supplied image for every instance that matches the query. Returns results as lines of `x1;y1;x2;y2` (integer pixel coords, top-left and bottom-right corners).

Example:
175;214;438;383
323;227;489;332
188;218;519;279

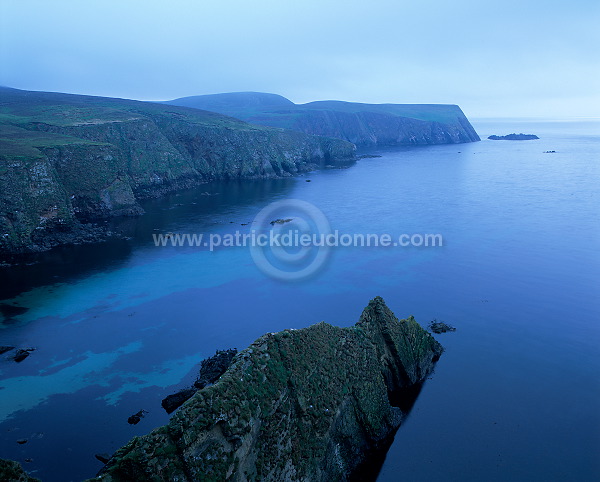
93;297;443;481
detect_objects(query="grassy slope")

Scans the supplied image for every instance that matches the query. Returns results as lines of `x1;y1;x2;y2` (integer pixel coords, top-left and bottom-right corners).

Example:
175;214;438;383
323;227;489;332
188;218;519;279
0;87;271;161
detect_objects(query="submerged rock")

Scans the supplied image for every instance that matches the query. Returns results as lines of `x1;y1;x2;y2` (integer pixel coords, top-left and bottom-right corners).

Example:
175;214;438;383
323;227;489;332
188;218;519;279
0;304;29;319
0;458;39;482
13;348;35;363
0;346;15;355
428;319;457;334
96;297;442;481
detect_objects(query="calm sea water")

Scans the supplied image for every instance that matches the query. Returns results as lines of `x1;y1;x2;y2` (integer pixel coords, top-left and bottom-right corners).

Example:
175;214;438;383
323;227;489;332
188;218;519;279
0;119;598;481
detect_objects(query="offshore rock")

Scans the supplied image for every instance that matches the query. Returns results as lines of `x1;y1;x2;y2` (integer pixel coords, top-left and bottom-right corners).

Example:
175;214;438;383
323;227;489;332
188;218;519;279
488;133;539;140
95;297;442;481
428;320;457;334
127;410;148;425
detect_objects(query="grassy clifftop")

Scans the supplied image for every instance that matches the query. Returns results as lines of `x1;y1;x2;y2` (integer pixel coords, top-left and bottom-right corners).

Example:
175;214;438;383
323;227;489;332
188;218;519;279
165;92;481;146
0;87;355;254
95;297;443;481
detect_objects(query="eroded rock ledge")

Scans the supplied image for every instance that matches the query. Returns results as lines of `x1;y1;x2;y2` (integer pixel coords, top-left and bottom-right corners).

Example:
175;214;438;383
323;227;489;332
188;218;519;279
95;297;442;481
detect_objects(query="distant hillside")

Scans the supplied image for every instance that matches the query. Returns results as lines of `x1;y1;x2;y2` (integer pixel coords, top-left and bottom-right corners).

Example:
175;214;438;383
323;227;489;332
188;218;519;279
170;92;294;116
0;87;355;254
164;92;480;146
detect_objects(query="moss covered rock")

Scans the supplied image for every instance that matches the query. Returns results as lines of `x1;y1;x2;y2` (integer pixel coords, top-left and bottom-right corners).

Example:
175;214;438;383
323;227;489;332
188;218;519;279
95;297;442;481
0;458;39;482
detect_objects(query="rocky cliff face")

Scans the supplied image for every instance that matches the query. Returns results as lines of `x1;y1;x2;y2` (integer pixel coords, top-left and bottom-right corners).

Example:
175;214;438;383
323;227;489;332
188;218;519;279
0;88;355;254
288;107;479;146
0;458;39;482
166;93;481;147
95;297;443;481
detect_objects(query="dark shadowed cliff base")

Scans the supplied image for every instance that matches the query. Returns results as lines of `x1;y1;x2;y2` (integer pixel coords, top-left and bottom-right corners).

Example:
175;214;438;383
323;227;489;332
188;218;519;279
93;297;442;481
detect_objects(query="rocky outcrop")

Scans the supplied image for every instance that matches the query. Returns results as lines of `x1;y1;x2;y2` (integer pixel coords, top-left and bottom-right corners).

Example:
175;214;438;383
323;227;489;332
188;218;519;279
0;88;355;255
95;297;442;481
488;133;539;140
194;348;238;389
165;93;481;147
428;320;456;334
162;349;239;414
0;458;39;482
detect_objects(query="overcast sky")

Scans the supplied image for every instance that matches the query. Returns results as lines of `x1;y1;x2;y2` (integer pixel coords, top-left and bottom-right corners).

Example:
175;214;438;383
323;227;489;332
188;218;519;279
1;0;598;118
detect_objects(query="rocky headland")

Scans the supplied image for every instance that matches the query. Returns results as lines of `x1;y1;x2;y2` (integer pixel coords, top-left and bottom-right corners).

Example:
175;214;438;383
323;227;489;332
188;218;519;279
94;297;443;481
0;87;355;256
165;92;481;147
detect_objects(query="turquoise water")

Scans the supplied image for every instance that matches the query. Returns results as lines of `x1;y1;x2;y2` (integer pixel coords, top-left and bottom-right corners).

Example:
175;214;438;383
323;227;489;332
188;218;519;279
0;119;598;481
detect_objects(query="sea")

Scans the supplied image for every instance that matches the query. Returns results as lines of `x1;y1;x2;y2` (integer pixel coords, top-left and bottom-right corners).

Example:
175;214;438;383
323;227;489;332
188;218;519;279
0;119;598;481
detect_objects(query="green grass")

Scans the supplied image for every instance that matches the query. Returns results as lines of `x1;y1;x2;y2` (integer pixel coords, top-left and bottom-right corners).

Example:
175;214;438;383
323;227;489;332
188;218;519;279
0;87;274;161
0;124;108;160
0;89;254;128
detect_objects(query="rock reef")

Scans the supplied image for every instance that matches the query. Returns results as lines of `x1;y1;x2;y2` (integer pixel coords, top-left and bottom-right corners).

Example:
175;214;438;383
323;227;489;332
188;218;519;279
95;297;442;481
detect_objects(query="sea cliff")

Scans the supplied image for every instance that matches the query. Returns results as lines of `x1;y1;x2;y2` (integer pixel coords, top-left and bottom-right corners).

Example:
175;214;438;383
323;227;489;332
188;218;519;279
0;88;355;255
95;297;443;481
165;92;481;147
0;458;39;482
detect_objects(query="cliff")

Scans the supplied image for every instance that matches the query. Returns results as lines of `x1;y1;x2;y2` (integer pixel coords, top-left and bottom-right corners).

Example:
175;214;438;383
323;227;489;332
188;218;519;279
165;92;481;146
0;458;39;482
95;297;443;481
0;88;355;255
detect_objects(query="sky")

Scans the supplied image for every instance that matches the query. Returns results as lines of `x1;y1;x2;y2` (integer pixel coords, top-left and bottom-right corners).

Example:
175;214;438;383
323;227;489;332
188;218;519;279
1;0;599;118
